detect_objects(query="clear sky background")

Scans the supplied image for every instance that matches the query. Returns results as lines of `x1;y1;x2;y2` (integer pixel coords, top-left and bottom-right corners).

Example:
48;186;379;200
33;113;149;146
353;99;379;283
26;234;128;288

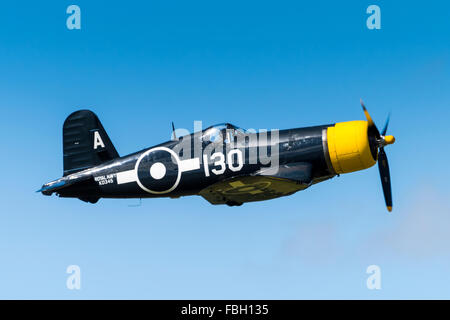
0;1;449;299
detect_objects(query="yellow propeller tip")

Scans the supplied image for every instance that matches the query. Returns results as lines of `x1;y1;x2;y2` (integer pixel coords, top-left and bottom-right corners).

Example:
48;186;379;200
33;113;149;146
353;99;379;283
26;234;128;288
360;102;375;126
384;135;395;145
387;206;392;212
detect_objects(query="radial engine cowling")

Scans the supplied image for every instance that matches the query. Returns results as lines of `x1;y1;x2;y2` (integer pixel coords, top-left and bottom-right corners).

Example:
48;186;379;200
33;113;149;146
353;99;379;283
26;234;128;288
326;120;376;174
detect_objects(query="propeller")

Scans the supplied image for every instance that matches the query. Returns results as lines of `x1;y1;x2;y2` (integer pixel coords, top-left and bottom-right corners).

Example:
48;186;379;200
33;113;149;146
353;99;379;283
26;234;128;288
360;99;395;212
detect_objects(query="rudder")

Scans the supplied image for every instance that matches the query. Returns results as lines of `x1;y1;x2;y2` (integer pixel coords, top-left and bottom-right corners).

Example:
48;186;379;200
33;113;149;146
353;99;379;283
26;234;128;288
63;110;119;176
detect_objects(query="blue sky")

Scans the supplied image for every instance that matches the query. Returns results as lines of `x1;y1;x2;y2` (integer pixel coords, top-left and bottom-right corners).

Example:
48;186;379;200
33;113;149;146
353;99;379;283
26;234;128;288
0;1;449;299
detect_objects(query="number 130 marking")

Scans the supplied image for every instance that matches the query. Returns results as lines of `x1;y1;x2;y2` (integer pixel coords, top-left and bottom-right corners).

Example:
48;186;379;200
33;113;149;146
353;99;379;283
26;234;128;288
203;149;243;177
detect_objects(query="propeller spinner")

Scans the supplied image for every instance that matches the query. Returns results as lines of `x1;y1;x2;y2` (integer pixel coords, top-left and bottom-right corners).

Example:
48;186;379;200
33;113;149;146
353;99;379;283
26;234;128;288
360;99;395;212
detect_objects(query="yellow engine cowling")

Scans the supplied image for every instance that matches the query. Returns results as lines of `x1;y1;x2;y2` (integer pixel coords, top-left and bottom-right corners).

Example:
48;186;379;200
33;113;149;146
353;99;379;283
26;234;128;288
326;120;376;174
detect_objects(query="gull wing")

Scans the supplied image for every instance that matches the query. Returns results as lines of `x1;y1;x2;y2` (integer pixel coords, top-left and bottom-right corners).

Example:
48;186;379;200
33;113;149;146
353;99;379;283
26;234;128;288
199;162;312;205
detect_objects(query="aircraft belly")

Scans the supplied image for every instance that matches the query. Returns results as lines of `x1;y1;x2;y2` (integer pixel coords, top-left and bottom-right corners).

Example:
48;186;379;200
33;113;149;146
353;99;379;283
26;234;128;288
199;175;308;205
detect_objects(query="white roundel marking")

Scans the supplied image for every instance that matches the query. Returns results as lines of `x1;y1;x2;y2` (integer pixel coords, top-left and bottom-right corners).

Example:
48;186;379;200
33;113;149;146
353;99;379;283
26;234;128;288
134;147;181;194
150;162;166;180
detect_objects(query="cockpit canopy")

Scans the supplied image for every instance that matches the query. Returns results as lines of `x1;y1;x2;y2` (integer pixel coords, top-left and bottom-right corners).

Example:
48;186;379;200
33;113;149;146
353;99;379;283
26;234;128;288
201;123;246;143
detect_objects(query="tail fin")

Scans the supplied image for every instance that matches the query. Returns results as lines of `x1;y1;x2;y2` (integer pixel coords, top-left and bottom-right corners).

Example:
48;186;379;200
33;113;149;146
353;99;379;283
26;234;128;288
63;110;119;176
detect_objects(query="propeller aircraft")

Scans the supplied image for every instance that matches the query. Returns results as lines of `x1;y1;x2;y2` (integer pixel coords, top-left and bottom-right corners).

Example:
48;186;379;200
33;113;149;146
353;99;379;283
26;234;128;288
39;101;395;211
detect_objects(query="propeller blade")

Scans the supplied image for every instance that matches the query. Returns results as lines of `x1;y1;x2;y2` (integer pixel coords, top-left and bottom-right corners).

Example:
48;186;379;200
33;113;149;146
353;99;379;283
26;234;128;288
377;147;393;212
360;99;380;138
381;113;390;136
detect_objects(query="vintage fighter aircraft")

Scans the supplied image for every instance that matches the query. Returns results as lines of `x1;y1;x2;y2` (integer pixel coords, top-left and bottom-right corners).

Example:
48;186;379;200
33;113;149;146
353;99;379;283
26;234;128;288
39;101;395;211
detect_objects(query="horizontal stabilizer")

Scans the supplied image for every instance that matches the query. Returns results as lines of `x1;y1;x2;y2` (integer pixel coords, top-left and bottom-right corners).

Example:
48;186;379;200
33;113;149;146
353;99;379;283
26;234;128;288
36;180;67;194
38;173;91;196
